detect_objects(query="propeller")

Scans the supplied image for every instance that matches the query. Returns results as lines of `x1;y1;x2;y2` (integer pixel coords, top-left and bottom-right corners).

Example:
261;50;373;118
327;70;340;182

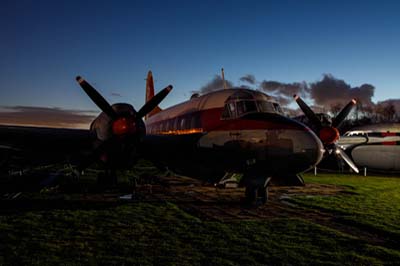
76;76;172;121
293;94;359;173
75;75;172;172
334;147;359;173
137;85;172;118
76;76;118;120
332;99;357;128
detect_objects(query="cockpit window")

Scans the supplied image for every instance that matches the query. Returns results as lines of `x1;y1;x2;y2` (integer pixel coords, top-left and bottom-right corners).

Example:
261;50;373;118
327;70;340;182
273;103;283;114
237;100;257;116
257;101;274;113
257;101;283;115
221;100;283;119
222;102;235;118
221;90;284;119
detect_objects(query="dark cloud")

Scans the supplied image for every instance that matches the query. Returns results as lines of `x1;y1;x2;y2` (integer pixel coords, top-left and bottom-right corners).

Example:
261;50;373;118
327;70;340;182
239;74;256;85
194;75;234;95
283;107;302;117
273;96;291;106
195;72;380;114
0;106;97;128
259;80;309;106
257;74;376;109
260;80;309;98
310;74;375;107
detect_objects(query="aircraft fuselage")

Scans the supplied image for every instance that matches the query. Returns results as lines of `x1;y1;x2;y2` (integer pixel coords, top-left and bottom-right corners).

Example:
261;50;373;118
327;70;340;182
340;126;400;172
143;89;324;187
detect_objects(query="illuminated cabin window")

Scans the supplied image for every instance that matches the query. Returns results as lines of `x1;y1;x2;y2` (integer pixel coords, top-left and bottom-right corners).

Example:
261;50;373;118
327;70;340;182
148;113;203;135
173;117;179;130
180;118;185;130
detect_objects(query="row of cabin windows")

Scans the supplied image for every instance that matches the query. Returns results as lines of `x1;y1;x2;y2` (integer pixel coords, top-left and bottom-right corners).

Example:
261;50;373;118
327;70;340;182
147;100;283;134
147;114;202;134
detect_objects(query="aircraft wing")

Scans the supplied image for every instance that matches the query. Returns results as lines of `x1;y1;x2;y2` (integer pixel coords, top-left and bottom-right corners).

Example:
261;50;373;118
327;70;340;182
0;125;95;168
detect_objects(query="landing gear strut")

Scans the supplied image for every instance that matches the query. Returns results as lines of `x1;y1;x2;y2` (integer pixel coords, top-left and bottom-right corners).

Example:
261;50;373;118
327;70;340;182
244;177;271;205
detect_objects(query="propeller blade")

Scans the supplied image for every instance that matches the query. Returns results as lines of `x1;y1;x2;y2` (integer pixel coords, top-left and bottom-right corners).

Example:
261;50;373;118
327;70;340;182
76;76;117;119
293;94;322;130
335;146;359;173
332;99;357;128
137;85;173;118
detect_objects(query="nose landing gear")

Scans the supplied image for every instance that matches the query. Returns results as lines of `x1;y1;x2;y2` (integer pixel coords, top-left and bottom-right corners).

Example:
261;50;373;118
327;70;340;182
244;177;271;205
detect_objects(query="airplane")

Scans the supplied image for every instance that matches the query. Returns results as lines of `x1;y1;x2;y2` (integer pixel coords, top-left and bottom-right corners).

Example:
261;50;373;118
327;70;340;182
338;123;400;172
292;96;400;173
292;95;360;174
0;71;326;204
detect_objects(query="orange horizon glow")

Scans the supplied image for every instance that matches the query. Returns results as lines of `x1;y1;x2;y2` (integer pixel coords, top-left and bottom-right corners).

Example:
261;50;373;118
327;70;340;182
0;122;91;129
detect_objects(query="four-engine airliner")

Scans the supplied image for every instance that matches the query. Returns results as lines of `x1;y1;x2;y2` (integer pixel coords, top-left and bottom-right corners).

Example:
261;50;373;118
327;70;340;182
1;71;327;204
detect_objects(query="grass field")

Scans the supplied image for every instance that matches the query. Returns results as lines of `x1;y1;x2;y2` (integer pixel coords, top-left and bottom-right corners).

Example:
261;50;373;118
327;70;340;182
1;172;400;265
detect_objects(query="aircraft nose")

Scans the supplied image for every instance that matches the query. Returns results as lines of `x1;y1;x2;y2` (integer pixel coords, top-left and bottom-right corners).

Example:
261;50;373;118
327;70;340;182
287;122;324;171
260;115;324;173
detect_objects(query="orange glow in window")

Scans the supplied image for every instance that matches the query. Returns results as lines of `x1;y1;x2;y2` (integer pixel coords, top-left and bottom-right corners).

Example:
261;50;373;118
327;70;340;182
156;128;204;135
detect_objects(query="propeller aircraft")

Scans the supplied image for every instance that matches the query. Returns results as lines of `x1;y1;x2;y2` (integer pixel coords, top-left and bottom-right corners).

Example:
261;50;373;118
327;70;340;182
0;71;327;204
293;95;359;174
339;123;400;172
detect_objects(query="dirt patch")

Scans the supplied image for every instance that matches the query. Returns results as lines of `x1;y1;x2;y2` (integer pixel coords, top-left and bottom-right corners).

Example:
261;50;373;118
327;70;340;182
129;175;391;248
0;173;389;248
128;174;346;221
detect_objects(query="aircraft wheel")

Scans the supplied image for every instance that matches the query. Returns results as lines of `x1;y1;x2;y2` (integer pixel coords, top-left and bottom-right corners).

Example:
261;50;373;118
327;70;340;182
245;186;257;205
258;186;269;204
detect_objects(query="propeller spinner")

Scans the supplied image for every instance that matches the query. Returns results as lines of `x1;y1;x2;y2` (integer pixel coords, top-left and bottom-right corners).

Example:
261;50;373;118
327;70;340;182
293;94;359;173
75;75;172;170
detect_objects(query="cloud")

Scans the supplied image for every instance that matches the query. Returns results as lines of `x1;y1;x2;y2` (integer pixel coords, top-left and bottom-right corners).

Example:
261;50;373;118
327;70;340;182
0;106;97;129
256;74;376;109
259;80;309;106
273;96;291;106
239;74;256;85
260;80;310;98
310;74;375;107
194;75;234;95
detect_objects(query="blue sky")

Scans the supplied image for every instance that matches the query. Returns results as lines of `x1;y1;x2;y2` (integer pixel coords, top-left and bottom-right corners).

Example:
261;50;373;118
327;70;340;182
1;0;400;126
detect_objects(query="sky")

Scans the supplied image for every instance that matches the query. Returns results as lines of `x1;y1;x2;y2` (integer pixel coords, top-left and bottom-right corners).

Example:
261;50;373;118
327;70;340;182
1;0;400;128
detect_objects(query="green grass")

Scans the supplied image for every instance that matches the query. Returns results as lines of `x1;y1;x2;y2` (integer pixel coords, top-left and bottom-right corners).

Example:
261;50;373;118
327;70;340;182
294;173;400;242
2;203;400;265
1;172;400;265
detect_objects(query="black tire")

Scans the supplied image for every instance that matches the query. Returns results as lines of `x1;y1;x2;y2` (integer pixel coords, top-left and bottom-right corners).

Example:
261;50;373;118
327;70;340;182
258;186;269;204
245;186;257;204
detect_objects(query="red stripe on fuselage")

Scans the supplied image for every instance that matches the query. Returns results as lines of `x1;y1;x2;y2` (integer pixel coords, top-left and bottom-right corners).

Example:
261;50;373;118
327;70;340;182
382;132;397;137
146;107;305;135
382;141;397;145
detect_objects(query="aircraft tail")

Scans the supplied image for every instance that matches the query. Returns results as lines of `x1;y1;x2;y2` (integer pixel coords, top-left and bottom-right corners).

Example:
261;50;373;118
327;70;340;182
145;71;162;119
